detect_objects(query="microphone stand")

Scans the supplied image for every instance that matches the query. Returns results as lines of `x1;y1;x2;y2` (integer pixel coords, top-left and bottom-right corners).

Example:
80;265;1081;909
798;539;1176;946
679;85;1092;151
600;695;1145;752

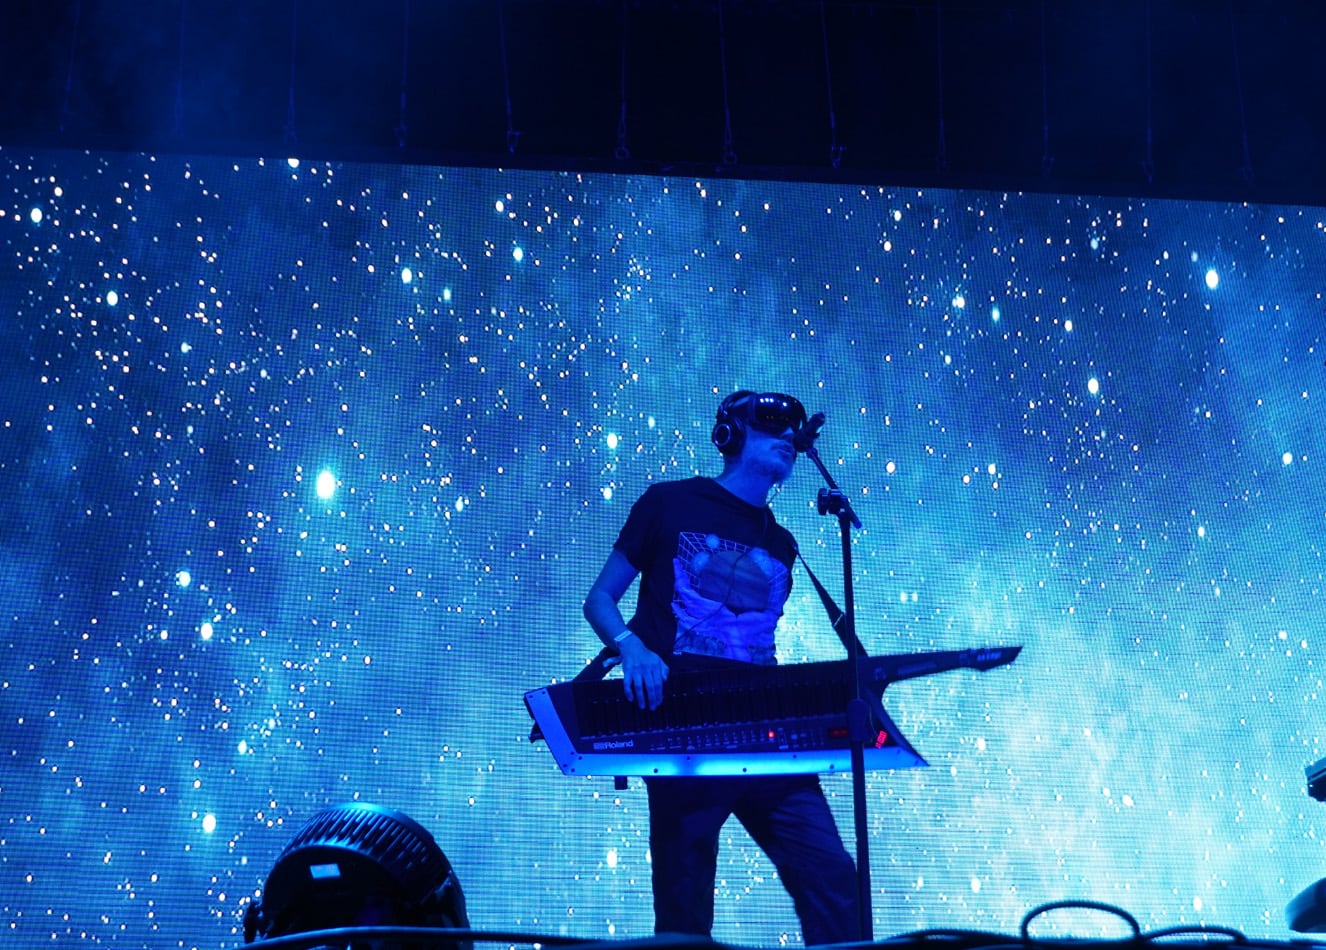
800;440;873;941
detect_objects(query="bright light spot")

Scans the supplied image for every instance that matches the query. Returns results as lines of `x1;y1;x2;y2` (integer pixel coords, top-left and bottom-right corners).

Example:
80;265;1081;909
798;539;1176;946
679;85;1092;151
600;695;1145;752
287;158;299;169
606;432;619;450
944;354;952;366
181;342;192;354
606;849;619;868
991;306;1001;323
1122;794;1135;807
316;470;337;500
106;290;119;307
885;460;896;475
29;208;42;224
237;740;248;754
892;209;902;222
202;814;217;834
495;200;505;212
1205;268;1219;290
443;287;452;303
1193;897;1204;912
512;246;524;263
455;496;465;513
1197;525;1206;539
1283;452;1294;466
1090;237;1100;251
176;570;192;588
200;622;214;641
401;267;413;284
1064;319;1073;332
1088;377;1100;396
602;486;613;501
987;463;997;476
647;416;656;428
970;877;981;893
952;295;965;309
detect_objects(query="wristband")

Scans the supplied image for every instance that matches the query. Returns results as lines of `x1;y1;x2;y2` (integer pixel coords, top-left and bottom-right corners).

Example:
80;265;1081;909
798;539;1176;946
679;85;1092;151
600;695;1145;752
613;629;636;644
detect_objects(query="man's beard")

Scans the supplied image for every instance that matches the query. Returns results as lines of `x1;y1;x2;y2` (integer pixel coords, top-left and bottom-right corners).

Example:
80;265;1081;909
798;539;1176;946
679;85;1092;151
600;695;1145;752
753;451;794;484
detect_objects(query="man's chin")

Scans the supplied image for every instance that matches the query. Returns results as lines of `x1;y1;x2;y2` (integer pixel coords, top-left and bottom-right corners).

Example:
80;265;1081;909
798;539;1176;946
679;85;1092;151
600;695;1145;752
760;456;795;484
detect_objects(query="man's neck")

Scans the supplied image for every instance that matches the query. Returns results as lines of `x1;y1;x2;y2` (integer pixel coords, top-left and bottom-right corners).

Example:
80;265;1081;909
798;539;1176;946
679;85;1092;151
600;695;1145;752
713;469;774;507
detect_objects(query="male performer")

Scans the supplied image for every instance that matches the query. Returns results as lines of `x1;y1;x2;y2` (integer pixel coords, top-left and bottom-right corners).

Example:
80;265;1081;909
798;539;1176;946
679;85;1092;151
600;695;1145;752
583;390;860;945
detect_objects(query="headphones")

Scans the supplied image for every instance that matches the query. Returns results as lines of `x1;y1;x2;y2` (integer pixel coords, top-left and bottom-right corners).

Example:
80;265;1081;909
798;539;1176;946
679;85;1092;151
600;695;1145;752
711;391;807;456
711;390;755;456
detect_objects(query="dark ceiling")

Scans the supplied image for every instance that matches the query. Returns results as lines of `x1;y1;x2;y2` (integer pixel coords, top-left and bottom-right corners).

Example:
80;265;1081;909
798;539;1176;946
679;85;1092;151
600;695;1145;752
2;0;1323;204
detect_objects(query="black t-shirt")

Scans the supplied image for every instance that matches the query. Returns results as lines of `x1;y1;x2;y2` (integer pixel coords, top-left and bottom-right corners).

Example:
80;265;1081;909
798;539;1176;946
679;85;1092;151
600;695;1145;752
613;476;797;665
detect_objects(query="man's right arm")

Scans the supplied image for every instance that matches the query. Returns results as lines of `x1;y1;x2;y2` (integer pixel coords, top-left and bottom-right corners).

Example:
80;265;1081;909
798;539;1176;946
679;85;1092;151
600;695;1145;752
584;549;669;710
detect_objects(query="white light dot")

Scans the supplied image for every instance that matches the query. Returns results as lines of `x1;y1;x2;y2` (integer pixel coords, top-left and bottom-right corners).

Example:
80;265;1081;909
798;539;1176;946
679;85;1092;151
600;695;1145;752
237;740;248;754
1283;452;1294;466
1064;319;1073;332
176;570;192;588
29;208;42;224
455;496;465;513
106;290;119;307
885;460;896;474
202;814;217;834
1088;377;1100;396
970;877;981;893
991;306;1000;322
602;486;613;501
495;200;505;212
606;849;619;868
287;158;299;169
1205;268;1219;289
181;342;192;354
1197;525;1206;538
316;470;337;500
512;246;524;263
401;267;413;284
952;295;965;309
987;463;997;476
606;432;619;450
200;622;214;641
443;287;452;303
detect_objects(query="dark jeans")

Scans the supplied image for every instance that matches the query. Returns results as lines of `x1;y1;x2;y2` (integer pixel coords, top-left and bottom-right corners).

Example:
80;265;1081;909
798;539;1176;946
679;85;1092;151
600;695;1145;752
646;774;861;945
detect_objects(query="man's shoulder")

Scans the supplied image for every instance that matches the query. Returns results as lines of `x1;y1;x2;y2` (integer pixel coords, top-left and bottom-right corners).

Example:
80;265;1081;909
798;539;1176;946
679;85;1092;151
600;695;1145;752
638;476;714;501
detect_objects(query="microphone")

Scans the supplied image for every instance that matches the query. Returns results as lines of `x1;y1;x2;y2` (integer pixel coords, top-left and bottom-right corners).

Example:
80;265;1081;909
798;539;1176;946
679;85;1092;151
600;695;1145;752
793;411;826;453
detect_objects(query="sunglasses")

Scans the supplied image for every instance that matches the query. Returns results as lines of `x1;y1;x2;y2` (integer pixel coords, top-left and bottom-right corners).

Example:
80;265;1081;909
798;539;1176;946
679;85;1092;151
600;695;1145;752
740;392;808;435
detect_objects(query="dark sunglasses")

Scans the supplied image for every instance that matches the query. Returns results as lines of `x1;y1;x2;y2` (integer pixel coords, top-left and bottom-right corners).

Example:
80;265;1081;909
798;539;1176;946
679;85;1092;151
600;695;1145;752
742;392;808;435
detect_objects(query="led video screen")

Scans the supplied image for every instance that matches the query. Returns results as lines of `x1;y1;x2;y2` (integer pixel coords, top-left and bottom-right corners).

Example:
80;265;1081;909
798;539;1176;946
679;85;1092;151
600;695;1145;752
1;148;1323;947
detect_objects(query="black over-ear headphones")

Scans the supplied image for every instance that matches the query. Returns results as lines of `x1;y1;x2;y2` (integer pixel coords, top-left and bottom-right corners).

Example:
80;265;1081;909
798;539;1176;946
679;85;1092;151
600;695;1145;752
711;390;756;456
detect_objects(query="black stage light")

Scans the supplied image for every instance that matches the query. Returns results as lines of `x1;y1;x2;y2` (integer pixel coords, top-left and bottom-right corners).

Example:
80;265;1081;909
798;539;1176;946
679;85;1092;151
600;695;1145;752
244;802;469;949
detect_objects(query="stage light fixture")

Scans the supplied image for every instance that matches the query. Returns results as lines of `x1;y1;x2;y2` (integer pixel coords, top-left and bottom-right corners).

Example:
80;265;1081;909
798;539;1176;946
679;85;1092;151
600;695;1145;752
244;802;468;949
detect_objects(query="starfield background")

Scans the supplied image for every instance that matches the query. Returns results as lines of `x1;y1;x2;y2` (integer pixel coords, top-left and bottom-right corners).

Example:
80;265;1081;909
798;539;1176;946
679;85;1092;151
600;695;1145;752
2;147;1324;947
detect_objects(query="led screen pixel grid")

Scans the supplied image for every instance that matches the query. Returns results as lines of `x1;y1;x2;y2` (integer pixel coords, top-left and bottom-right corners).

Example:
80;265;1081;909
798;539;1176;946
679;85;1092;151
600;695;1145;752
1;148;1324;948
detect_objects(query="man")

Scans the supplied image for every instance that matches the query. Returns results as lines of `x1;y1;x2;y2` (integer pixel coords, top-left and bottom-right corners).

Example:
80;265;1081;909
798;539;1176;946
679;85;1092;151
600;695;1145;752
583;390;861;945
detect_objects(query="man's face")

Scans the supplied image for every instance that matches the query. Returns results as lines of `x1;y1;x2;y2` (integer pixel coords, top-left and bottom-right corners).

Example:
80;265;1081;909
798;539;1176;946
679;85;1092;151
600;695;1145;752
742;425;796;483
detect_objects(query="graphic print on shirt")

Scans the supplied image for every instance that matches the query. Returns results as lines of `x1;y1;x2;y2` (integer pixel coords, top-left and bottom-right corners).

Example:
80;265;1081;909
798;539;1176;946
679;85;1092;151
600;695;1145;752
672;531;789;664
